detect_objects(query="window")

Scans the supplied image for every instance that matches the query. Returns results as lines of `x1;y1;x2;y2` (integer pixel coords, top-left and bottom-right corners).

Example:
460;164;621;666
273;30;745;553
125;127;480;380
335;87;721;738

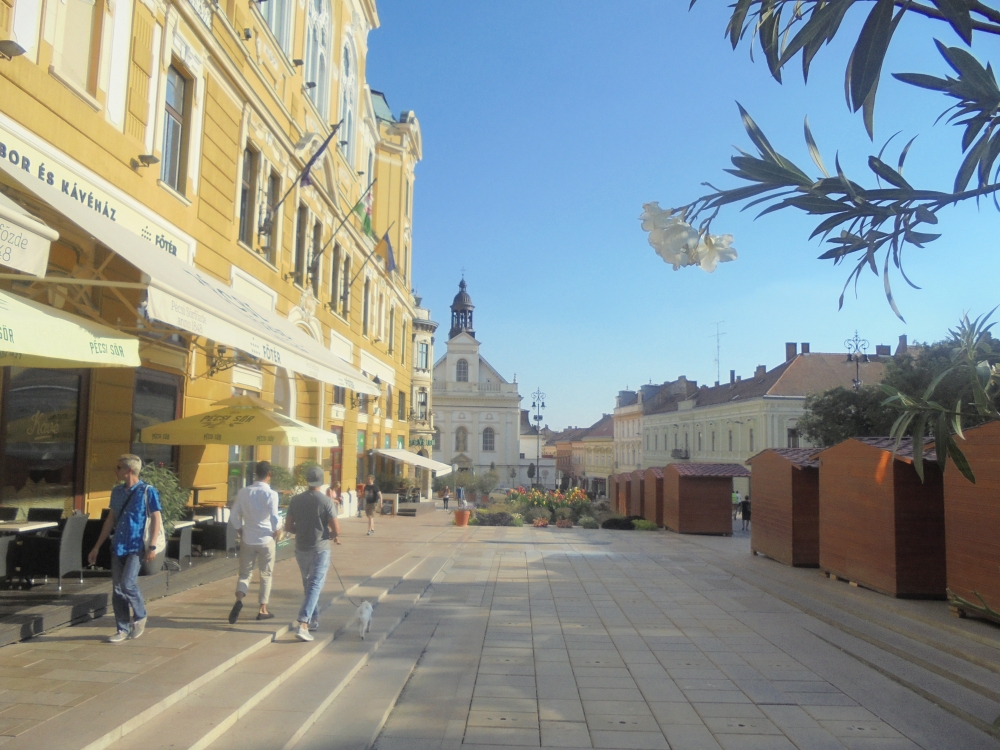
397;391;406;421
342;256;351;311
304;0;331;115
712;431;716;451
729;430;733;452
329;426;343;484
482;427;495;452
339;43;357;164
294;205;308;287
385;385;393;419
654;434;658;451
698;433;702;451
455;427;468;452
358;393;369;415
131;368;182;470
787;428;800;448
749;428;754;453
161;66;188;192
262;170;280;263
418;342;429;370
388;307;395;354
238;147;257;246
54;0;100;91
405;180;411;216
311;221;322;296
262;0;291;53
456;358;469;382
333;386;345;406
362;279;371;336
401;321;407;363
416;390;427;420
330;243;341;312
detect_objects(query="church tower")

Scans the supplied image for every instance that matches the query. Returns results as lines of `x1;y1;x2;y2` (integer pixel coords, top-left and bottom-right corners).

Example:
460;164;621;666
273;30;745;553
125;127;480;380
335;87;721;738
449;278;475;340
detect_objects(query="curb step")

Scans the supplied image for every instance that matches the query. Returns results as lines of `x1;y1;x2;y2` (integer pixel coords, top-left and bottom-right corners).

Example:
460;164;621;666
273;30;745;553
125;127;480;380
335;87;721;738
101;553;451;750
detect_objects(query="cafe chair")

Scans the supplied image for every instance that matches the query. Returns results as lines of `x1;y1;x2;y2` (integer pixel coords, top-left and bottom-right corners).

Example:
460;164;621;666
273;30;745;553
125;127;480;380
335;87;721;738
0;535;14;587
226;523;239;558
166;525;193;568
0;507;18;521
20;514;89;592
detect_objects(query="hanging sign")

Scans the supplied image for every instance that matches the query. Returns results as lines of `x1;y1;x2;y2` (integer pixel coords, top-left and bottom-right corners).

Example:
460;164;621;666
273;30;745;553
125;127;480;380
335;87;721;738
0;194;56;276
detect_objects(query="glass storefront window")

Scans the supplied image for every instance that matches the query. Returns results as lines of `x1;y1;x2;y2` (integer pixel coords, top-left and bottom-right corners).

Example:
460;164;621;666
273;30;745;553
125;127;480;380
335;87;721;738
1;367;85;515
131;368;182;470
329;426;343;484
228;388;258;502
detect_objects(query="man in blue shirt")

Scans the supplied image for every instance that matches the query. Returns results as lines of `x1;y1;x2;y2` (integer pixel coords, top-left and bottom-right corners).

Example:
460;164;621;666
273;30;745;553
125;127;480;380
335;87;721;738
88;454;162;643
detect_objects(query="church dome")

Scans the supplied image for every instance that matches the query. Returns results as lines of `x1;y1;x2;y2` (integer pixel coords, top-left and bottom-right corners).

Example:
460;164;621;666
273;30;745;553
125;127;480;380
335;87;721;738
449;278;475;339
452;279;474;310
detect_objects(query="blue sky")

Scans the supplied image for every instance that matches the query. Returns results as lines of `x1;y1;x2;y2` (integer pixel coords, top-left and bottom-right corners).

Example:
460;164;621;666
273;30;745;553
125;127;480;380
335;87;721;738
366;1;997;430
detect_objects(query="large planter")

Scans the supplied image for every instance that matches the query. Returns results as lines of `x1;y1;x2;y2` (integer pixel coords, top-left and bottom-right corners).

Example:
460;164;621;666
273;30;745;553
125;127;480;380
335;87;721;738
453;509;471;527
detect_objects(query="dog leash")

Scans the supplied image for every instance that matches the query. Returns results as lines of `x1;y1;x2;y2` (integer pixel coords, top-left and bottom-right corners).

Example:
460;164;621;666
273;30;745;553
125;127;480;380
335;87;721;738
330;559;361;607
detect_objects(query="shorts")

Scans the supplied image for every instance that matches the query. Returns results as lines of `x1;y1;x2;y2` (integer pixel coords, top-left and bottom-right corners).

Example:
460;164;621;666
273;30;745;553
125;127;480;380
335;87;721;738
365;502;377;518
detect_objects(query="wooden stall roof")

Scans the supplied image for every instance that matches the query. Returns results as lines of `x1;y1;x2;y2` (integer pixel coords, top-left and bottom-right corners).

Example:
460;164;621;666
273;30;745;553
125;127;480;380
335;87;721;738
748;448;819;469
670;463;751;477
814;437;937;464
645;467;664;478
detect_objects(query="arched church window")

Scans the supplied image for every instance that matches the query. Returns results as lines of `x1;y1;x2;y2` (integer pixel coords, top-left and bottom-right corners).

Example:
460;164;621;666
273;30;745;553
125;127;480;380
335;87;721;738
456;359;469;382
304;0;331;116
482;427;495;452
455;427;468;453
339;42;357;164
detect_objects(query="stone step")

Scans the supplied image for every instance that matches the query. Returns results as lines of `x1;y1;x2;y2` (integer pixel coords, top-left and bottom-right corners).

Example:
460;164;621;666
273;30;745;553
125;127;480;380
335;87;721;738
102;554;451;750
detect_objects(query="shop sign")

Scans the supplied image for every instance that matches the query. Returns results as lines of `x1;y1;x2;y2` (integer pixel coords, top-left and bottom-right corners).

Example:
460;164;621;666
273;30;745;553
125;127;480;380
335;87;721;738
0;115;194;263
409;437;435;447
0;198;55;276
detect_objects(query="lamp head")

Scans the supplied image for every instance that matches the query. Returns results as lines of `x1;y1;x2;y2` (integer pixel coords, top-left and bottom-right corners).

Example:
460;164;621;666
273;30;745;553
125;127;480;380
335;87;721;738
0;39;26;61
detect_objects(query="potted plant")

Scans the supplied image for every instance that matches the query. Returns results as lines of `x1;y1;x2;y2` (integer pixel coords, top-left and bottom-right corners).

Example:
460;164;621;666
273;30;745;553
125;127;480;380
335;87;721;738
453;507;472;527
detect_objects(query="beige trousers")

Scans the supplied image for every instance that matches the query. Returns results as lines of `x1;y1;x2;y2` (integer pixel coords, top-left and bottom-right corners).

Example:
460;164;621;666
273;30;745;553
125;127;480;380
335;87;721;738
236;538;275;604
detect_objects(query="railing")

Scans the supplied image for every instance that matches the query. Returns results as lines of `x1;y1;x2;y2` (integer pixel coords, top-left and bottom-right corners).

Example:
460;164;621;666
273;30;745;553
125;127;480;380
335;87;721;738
671;448;690;459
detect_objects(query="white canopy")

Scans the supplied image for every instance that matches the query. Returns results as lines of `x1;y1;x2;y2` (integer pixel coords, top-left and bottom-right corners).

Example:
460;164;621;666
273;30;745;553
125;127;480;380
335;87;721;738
0;159;379;395
374;448;452;476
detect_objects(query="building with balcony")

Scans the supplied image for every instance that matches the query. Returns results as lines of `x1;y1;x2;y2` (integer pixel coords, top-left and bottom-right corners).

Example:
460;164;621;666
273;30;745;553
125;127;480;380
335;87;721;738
431;279;522;480
0;0;420;515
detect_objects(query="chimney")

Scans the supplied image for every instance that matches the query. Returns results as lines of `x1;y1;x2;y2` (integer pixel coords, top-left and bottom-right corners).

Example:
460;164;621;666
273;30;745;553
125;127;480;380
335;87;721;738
785;342;797;361
736;375;742;382
896;335;908;356
730;369;736;385
875;344;891;356
800;342;810;354
755;365;766;379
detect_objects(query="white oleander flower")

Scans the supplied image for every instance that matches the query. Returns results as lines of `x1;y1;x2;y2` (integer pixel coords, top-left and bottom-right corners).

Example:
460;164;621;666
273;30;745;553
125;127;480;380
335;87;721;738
695;233;738;273
640;202;700;270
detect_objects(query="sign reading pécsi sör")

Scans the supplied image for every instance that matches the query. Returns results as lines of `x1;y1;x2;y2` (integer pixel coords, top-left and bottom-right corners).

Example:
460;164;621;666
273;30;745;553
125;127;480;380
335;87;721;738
0;116;194;263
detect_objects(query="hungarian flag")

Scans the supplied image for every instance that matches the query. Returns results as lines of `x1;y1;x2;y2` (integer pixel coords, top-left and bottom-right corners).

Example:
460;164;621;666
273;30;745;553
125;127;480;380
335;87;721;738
353;190;376;239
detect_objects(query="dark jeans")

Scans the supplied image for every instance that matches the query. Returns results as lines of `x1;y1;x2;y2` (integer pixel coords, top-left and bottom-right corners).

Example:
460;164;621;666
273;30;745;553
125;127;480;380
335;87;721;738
112;553;146;633
443;498;449;509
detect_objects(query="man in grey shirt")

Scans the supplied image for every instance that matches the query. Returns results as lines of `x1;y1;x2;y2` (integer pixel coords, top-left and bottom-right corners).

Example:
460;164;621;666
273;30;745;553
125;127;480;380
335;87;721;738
229;460;282;623
284;466;341;641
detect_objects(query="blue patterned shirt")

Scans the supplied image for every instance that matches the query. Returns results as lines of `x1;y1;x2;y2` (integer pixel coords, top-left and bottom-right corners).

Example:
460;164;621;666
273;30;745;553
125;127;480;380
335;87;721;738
109;481;162;557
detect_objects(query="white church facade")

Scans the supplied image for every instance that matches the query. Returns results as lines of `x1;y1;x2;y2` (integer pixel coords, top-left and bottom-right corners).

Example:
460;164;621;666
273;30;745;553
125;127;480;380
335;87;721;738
432;280;523;482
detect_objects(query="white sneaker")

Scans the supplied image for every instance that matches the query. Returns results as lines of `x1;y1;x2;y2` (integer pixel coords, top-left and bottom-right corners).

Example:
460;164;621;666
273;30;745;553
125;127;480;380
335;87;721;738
296;627;314;642
108;630;129;644
131;617;147;640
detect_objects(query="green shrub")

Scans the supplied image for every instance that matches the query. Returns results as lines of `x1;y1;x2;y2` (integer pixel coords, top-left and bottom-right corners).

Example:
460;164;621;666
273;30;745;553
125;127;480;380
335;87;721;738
139;465;189;534
525;506;552;524
554;507;574;522
476;511;514;527
293;461;321;489
633;519;659;531
511;514;524;527
578;515;599;529
468;515;481;525
270;465;295;492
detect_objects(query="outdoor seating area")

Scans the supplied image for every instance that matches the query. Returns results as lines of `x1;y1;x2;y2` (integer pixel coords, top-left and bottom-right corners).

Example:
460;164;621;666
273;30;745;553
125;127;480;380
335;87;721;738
748;448;820;567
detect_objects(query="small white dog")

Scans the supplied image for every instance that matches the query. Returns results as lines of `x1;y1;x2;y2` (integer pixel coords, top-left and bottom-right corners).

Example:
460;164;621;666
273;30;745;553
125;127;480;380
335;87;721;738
355;601;373;640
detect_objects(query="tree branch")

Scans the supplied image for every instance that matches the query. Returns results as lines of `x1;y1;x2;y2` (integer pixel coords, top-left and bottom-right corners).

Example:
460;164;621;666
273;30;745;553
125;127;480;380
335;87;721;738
892;0;1000;35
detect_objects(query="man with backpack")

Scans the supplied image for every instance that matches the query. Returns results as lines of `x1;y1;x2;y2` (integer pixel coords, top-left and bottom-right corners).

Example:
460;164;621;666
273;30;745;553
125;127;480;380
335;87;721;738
88;454;162;643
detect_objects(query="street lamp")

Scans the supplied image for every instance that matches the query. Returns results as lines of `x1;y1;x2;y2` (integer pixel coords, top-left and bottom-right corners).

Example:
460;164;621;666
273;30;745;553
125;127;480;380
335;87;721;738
531;388;545;489
845;330;870;390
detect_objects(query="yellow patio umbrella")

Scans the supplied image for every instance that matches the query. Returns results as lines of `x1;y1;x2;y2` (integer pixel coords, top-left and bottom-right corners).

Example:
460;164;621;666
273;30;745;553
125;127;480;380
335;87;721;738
139;395;340;447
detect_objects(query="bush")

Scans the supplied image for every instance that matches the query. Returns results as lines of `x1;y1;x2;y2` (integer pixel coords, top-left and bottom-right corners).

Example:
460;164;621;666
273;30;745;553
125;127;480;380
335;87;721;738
270;465;295;492
578;515;599;529
555;519;574;528
139;465;190;534
532;517;549;527
511;513;524;527
293;461;321;489
525;506;552;524
554;507;574;521
468;515;481;525
633;519;659;531
601;516;635;530
476;511;514;527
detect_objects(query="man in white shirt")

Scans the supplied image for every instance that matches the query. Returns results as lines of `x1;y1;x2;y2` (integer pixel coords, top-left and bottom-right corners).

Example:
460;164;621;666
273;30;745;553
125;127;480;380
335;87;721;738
229;460;282;623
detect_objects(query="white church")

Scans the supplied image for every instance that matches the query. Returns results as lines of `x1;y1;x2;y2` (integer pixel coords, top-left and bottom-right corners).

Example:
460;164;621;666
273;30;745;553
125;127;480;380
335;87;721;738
432;279;523;482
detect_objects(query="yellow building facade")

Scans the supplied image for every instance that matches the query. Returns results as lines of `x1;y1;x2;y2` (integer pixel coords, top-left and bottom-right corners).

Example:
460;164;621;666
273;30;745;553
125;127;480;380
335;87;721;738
0;0;420;515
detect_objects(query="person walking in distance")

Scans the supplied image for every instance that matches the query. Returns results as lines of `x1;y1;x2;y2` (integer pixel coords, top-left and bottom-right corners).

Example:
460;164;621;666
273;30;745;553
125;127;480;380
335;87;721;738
740;494;752;532
363;474;382;536
441;486;451;511
327;481;343;514
88;454;162;643
228;461;281;624
732;489;740;521
284;466;340;641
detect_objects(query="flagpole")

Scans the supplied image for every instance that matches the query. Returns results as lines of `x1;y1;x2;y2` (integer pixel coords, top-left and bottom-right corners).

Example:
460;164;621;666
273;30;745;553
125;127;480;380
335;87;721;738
259;120;342;237
345;219;396;292
307;177;377;284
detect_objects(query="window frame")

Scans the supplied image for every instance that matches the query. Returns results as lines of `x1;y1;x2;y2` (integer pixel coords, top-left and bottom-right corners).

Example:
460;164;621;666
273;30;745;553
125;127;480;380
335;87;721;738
293;204;309;288
160;64;191;194
482;427;495;452
238;145;258;247
456;358;469;382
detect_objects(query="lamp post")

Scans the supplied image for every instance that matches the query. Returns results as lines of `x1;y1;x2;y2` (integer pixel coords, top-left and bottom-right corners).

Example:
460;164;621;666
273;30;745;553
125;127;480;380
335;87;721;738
845;330;870;390
531;388;545;490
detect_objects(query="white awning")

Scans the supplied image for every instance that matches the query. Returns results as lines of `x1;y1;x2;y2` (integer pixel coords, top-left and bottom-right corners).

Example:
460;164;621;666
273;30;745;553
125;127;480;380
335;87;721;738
374;448;452;476
0;191;57;276
0;157;378;395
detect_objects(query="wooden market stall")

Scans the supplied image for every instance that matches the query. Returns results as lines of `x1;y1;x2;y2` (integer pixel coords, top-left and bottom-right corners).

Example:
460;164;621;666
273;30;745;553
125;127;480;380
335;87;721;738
942;421;1000;619
622;474;632;516
747;448;820;567
643;467;664;525
817;437;945;598
608;474;620;514
630;470;645;517
662;463;749;534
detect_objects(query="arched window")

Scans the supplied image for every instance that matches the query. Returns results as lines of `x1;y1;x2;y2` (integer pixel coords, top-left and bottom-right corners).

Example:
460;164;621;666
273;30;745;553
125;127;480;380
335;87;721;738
456;359;469;382
455;427;468;453
339;43;358;164
262;0;292;53
385;385;393;418
304;0;331;116
482;427;495;452
362;279;370;336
